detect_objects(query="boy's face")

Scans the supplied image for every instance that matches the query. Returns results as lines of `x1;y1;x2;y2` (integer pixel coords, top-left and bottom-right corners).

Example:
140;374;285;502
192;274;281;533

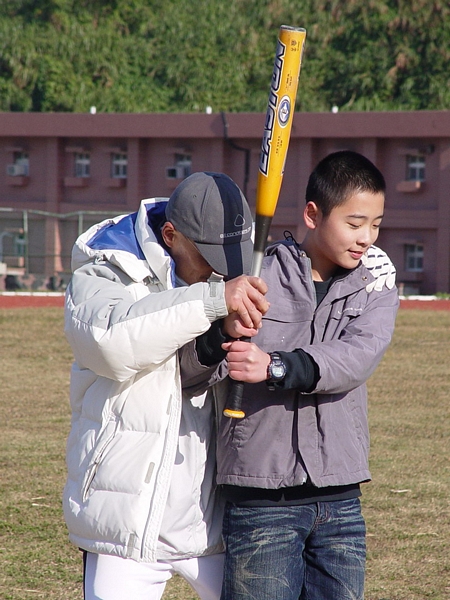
305;190;385;280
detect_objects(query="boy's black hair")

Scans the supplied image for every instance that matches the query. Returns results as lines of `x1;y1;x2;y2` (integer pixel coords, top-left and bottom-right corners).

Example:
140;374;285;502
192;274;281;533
305;150;386;217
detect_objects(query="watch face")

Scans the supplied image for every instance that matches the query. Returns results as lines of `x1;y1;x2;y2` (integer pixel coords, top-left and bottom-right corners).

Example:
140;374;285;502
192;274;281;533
271;364;286;379
269;354;286;381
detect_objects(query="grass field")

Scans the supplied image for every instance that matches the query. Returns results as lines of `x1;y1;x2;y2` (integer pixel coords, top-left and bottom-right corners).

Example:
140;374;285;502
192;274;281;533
0;307;449;599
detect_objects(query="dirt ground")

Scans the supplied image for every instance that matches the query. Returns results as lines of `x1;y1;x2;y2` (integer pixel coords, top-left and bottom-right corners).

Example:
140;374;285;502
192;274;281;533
0;294;65;308
397;298;450;310
1;294;449;310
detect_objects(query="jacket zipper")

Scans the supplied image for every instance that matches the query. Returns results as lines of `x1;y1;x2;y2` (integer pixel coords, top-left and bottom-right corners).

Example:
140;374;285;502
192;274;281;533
82;429;116;503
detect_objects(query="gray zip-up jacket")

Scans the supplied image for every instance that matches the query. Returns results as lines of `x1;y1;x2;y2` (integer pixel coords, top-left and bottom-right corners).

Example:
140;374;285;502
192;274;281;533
215;241;399;490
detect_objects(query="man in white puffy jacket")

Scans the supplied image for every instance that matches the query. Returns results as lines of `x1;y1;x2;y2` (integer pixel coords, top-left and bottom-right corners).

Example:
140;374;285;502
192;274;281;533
63;172;269;600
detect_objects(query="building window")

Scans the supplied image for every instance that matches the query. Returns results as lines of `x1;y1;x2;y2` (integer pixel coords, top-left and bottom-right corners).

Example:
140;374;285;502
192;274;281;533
111;153;127;179
406;155;425;182
7;152;29;176
74;153;90;178
405;244;424;272
166;153;192;180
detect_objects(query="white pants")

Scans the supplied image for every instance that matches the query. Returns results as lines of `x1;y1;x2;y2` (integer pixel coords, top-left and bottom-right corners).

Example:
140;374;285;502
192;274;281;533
83;551;225;600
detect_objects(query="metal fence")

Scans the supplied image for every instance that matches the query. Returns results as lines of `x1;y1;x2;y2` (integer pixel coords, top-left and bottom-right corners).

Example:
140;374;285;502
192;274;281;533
0;207;119;290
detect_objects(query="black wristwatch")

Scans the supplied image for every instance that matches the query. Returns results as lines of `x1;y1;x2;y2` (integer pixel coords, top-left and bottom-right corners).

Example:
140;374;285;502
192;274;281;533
266;352;287;390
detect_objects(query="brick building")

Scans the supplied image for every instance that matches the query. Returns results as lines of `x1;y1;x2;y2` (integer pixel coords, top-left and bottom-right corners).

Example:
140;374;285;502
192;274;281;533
1;110;449;294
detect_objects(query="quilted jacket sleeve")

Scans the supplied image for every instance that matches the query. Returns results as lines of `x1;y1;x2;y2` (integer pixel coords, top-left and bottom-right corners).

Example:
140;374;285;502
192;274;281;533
64;262;227;382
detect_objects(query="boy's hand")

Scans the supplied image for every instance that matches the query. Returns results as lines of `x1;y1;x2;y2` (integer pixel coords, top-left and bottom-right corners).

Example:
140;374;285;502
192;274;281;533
222;313;259;339
362;245;396;292
222;340;270;383
224;276;269;332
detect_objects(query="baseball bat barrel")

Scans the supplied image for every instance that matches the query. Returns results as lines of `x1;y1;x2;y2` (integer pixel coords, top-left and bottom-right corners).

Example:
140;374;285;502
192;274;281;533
223;25;306;419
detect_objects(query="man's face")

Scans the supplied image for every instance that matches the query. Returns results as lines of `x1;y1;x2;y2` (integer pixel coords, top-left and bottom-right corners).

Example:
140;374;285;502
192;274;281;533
161;223;215;284
305;190;385;280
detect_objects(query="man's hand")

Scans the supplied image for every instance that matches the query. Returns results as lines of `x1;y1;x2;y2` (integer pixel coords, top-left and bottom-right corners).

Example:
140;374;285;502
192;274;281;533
221;340;270;383
223;275;269;338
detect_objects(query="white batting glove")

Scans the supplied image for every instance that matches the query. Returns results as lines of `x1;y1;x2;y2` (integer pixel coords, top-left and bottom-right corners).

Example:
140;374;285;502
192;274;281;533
361;245;396;292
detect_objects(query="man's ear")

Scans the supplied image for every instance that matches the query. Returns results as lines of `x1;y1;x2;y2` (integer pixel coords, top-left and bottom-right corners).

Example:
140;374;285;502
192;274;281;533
161;222;176;248
304;202;320;230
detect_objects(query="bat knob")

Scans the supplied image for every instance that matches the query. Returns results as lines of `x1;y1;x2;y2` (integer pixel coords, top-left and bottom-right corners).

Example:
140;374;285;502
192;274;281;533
223;407;245;419
224;379;246;419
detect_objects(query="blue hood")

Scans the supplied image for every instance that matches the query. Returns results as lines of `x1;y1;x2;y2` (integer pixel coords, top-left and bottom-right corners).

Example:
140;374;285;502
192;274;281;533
87;201;168;260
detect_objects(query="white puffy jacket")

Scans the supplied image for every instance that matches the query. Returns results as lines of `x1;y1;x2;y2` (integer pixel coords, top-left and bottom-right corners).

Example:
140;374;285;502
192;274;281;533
63;198;227;563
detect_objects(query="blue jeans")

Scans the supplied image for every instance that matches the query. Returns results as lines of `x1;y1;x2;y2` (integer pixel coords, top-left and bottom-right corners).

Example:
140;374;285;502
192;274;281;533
221;499;366;600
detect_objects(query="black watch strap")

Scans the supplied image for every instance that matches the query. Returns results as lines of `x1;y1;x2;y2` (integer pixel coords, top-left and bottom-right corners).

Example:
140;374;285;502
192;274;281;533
266;352;287;390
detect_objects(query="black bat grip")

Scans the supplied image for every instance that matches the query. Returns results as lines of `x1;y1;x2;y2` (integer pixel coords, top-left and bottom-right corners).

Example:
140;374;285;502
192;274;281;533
223;336;250;419
223;380;246;419
222;214;273;419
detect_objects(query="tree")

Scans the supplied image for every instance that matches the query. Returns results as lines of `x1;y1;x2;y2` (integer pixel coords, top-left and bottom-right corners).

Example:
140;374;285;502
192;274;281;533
0;0;448;112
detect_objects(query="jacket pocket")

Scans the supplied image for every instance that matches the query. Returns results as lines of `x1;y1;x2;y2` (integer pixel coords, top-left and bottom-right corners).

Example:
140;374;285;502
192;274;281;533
265;296;312;323
328;299;366;321
324;300;366;340
257;298;313;352
82;418;117;502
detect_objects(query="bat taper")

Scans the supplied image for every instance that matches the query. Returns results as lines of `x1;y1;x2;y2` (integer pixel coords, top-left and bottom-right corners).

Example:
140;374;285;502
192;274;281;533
223;25;306;419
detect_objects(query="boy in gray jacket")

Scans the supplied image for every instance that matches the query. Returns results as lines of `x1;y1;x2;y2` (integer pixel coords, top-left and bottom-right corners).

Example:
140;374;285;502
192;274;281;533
208;151;398;600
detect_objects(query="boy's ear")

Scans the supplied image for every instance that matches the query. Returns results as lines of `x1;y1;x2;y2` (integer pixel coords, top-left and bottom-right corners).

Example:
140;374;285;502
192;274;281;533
304;202;320;230
161;222;176;248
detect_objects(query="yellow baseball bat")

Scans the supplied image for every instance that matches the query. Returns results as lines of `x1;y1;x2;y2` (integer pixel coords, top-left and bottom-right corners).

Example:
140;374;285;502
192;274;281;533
224;25;306;419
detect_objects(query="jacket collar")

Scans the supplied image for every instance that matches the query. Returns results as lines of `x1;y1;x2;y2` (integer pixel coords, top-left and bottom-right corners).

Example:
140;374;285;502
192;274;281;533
72;198;175;286
265;240;372;296
135;198;174;287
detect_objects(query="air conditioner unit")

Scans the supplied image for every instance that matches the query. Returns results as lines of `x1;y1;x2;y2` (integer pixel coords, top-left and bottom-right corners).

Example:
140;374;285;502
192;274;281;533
165;165;185;180
7;164;27;177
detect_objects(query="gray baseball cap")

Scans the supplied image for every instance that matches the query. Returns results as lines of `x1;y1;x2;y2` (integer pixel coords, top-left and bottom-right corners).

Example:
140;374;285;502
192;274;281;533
165;172;253;279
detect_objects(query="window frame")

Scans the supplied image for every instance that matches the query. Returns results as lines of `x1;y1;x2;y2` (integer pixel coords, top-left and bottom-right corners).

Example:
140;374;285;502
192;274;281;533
111;152;128;179
406;154;425;182
74;152;91;178
13;151;29;176
405;243;424;272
